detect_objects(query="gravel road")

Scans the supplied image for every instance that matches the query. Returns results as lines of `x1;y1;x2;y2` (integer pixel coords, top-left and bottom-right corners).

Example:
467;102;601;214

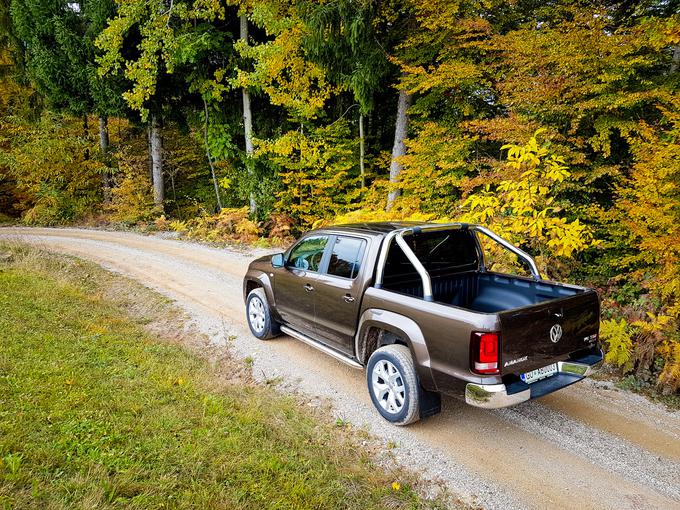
2;227;679;510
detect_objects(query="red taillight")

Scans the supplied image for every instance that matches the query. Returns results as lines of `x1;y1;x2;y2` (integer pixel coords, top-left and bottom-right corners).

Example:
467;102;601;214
471;332;500;374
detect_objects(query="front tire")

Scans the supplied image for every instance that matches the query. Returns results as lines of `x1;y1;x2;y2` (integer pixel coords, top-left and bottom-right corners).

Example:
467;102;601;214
246;288;280;340
366;344;420;426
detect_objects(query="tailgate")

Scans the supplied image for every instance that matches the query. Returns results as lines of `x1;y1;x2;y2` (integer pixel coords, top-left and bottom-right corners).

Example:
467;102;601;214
499;290;600;376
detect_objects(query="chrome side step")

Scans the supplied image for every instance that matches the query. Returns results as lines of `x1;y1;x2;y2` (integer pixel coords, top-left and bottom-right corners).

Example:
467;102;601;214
280;325;364;369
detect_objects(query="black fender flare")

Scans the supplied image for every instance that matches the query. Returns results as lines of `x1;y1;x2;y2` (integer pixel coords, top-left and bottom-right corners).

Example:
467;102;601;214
355;308;437;392
243;272;282;322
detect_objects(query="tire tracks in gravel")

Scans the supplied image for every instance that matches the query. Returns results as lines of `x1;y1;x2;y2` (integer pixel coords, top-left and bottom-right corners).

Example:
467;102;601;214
2;227;679;510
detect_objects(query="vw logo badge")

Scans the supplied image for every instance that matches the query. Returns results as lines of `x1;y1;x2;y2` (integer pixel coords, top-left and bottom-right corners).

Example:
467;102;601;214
550;324;563;343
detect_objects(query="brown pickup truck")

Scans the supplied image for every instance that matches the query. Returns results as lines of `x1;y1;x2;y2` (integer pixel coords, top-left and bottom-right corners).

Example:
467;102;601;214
243;222;602;425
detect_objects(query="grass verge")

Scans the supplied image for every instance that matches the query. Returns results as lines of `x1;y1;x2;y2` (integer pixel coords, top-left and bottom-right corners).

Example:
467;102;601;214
0;243;459;509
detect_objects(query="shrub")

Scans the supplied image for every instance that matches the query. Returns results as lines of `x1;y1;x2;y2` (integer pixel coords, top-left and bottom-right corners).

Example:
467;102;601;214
169;207;261;244
460;131;596;266
108;165;156;225
601;318;634;374
0;114;104;225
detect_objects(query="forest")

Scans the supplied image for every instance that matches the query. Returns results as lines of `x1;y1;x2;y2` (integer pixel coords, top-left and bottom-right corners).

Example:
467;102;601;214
0;0;678;395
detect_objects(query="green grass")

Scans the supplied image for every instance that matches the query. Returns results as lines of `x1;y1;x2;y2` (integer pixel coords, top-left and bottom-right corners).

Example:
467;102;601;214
0;245;453;509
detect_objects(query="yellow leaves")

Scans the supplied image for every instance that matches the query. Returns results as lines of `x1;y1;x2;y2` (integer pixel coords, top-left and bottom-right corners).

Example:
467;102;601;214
258;122;358;228
634;313;673;330
234;19;337;119
461;130;596;259
213;68;226;82
527;216;545;239
2;113;106;225
545;218;592;258
619;312;680;393
395;122;470;215
190;0;226;20
657;340;680;393
168;220;188;233
325;209;437;228
609;112;680;391
96;0;181;120
464;191;497;223
109;148;156;224
400;59;483;96
170;207;262;244
600;318;634;373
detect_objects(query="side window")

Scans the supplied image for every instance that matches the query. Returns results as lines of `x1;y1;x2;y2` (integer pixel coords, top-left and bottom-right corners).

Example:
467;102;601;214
327;236;366;279
287;236;329;272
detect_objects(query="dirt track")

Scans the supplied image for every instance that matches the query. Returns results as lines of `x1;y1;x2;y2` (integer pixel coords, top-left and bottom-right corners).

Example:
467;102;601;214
2;227;679;510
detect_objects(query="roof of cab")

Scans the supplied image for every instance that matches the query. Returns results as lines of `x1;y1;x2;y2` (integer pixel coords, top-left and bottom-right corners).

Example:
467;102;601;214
322;221;438;236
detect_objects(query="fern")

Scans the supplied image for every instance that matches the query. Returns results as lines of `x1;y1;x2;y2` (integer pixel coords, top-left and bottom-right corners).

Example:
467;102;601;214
601;318;634;373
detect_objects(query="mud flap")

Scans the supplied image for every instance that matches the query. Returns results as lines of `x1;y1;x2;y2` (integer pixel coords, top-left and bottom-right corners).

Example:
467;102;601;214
419;385;441;419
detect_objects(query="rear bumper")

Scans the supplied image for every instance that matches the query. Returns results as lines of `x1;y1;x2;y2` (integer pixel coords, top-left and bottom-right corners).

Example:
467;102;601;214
465;350;604;409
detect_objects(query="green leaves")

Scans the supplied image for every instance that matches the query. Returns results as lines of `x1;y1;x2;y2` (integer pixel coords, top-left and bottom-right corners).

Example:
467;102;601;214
301;0;390;115
10;0;120;116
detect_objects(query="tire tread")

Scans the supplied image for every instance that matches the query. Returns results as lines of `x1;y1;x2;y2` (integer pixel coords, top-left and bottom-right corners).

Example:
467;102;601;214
368;344;420;426
246;288;280;340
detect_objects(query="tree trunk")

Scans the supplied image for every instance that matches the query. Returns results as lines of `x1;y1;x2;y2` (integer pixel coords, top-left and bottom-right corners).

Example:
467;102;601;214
671;46;680;74
240;14;257;215
147;124;153;181
83;114;90;161
359;113;365;188
203;98;223;212
99;115;112;201
98;115;109;153
386;88;412;211
149;113;164;208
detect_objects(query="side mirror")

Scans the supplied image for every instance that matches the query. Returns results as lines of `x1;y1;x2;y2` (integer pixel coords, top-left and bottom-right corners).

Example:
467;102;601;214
271;253;285;268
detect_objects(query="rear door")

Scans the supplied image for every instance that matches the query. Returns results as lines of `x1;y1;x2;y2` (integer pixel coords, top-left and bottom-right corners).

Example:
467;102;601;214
274;235;329;335
499;290;600;375
313;235;368;355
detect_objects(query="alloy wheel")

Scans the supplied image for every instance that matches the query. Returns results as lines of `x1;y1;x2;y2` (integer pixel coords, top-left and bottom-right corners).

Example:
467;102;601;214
371;359;406;414
248;296;266;333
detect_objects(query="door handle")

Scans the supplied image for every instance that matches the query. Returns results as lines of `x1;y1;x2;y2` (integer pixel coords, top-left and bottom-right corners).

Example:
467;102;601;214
304;284;315;292
343;294;355;303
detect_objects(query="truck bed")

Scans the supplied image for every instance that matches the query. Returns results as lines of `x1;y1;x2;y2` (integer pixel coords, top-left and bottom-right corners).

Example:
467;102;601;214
383;270;600;376
383;270;583;313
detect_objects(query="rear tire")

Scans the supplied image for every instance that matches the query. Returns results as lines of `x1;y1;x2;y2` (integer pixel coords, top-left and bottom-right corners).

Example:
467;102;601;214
366;344;420;426
246;288;280;340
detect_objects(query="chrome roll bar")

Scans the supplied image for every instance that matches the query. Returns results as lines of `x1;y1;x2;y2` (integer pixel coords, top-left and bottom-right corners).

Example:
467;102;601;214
474;226;541;280
373;223;541;302
395;234;434;301
374;223;462;302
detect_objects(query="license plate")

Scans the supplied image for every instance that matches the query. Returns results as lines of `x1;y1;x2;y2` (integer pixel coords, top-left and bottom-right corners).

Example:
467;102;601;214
521;363;558;384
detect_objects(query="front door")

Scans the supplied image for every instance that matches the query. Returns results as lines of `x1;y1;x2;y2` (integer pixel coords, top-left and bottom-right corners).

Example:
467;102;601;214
314;235;367;354
274;235;329;335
